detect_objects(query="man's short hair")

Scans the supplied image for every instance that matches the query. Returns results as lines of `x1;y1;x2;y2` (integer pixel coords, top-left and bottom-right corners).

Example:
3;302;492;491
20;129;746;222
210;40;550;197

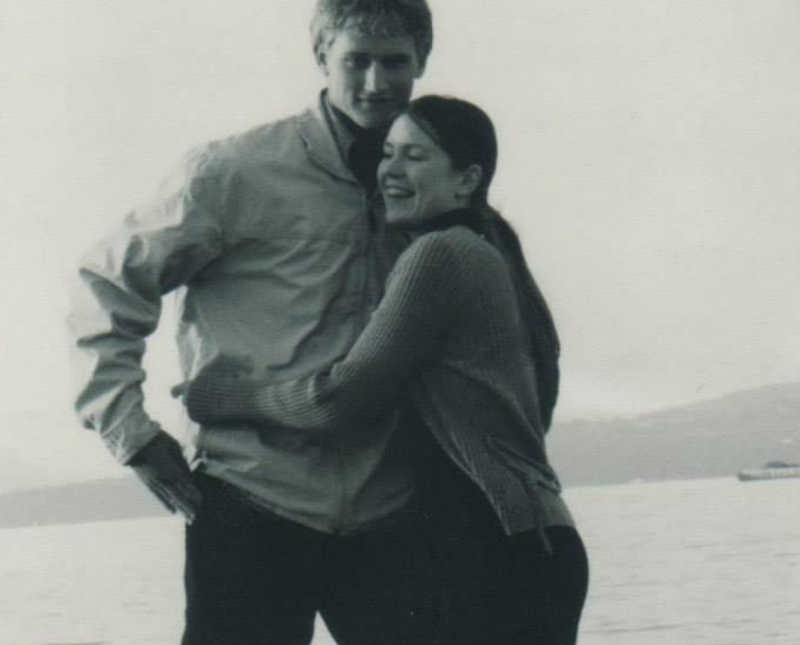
310;0;433;68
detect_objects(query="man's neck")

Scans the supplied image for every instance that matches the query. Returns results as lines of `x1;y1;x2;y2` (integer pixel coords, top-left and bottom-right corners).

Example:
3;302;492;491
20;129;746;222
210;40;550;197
325;96;387;142
322;93;390;193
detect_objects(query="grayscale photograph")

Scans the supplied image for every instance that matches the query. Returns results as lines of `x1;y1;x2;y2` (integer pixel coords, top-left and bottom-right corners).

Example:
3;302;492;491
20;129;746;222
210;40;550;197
1;1;798;643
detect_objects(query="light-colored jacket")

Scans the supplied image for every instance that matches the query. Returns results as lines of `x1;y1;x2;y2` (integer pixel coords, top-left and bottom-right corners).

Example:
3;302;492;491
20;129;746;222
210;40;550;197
70;96;414;534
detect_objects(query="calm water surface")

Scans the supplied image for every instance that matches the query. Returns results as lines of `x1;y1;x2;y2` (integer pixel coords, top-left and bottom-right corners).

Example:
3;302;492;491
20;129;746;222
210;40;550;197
1;477;798;644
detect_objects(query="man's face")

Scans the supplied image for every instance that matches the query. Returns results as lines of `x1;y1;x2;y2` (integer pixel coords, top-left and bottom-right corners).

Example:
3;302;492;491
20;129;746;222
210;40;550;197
319;25;423;129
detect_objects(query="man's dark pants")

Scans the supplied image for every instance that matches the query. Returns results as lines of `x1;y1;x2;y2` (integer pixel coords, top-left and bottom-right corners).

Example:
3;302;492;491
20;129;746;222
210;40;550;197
182;472;436;645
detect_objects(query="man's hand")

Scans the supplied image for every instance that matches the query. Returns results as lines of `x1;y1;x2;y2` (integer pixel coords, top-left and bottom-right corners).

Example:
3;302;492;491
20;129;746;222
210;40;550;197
129;431;202;524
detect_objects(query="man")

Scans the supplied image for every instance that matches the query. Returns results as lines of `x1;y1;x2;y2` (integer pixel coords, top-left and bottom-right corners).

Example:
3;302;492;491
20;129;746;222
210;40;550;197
70;1;435;643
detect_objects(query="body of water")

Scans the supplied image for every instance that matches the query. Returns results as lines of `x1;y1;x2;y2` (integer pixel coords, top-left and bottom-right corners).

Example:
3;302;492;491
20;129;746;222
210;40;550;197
1;477;798;644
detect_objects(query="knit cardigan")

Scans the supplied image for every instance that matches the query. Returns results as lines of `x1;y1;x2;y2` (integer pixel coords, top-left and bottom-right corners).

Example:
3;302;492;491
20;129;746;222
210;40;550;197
187;223;574;535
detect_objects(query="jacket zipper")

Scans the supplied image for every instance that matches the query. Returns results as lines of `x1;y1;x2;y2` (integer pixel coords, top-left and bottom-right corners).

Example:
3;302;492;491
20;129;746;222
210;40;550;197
331;190;374;534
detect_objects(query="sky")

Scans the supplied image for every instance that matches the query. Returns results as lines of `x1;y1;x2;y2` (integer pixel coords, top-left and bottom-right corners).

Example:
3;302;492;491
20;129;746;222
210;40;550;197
1;0;799;486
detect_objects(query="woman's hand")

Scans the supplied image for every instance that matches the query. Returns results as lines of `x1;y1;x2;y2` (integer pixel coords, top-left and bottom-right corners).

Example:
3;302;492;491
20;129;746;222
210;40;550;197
181;355;256;426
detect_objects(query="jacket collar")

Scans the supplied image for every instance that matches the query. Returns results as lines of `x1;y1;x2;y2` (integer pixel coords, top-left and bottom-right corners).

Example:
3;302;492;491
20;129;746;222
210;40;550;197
296;91;358;184
323;93;358;167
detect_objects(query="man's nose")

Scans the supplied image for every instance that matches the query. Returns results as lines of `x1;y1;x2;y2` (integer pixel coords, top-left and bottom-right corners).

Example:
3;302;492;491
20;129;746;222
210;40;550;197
363;62;389;93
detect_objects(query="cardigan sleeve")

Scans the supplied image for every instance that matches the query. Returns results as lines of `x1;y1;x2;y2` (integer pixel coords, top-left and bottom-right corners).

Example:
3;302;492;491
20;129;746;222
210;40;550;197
185;234;462;431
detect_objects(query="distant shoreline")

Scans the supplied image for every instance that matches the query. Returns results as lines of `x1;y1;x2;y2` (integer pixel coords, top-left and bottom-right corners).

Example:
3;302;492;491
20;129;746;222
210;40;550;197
4;381;799;529
0;474;762;530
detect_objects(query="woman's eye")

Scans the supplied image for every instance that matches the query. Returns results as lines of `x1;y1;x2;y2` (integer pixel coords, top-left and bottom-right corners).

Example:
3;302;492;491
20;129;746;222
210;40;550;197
404;146;428;161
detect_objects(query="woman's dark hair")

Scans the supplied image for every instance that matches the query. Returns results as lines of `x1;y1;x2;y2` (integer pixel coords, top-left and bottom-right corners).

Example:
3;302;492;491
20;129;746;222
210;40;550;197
404;95;561;429
481;212;561;430
405;95;497;206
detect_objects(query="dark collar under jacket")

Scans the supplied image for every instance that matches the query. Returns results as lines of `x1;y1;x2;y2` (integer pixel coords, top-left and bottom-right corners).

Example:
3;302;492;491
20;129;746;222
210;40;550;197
324;91;388;193
394;207;488;237
295;91;388;195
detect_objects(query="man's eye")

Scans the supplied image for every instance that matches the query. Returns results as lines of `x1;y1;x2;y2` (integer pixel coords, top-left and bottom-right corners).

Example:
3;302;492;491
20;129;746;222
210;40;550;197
382;56;411;70
345;54;370;70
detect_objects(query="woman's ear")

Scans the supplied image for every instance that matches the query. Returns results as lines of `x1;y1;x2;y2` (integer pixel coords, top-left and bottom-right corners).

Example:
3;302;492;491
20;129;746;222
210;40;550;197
456;164;483;199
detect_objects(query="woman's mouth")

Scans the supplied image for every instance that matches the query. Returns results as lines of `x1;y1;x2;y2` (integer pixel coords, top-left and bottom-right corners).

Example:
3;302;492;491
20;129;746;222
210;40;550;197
382;185;414;199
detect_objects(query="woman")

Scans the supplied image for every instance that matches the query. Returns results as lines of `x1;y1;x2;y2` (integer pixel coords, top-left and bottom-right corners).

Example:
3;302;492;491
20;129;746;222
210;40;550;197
186;96;588;644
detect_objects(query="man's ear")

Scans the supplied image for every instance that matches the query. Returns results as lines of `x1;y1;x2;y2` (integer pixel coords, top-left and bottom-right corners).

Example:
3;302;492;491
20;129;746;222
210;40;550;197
316;47;329;75
456;164;483;199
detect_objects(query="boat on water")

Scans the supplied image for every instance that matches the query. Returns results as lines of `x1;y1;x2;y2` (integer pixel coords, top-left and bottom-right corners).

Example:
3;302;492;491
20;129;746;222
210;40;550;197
737;461;800;482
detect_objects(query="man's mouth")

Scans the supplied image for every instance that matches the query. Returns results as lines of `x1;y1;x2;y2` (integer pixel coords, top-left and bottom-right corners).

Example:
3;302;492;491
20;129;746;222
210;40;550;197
358;95;394;107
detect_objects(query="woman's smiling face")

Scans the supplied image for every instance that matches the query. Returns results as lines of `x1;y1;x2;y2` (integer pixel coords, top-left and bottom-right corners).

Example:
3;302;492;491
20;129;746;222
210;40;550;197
378;114;471;225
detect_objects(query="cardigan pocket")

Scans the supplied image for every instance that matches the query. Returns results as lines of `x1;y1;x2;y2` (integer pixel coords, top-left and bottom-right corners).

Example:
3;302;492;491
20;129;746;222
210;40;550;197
484;434;562;494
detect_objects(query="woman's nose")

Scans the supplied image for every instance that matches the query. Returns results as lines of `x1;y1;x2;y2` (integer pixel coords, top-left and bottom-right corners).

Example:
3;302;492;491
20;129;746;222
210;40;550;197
379;153;404;177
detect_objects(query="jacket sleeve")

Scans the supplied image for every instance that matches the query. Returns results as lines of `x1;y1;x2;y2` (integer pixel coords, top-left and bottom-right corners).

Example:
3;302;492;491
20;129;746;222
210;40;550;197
69;147;226;463
186;234;461;432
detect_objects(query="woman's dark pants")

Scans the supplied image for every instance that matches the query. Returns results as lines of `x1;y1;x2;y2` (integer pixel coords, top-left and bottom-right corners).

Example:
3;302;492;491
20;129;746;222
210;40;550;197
420;442;590;645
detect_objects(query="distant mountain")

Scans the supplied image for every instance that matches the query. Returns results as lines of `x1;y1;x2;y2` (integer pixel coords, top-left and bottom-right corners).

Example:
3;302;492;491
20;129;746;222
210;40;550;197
548;381;800;486
2;382;799;527
0;477;166;528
